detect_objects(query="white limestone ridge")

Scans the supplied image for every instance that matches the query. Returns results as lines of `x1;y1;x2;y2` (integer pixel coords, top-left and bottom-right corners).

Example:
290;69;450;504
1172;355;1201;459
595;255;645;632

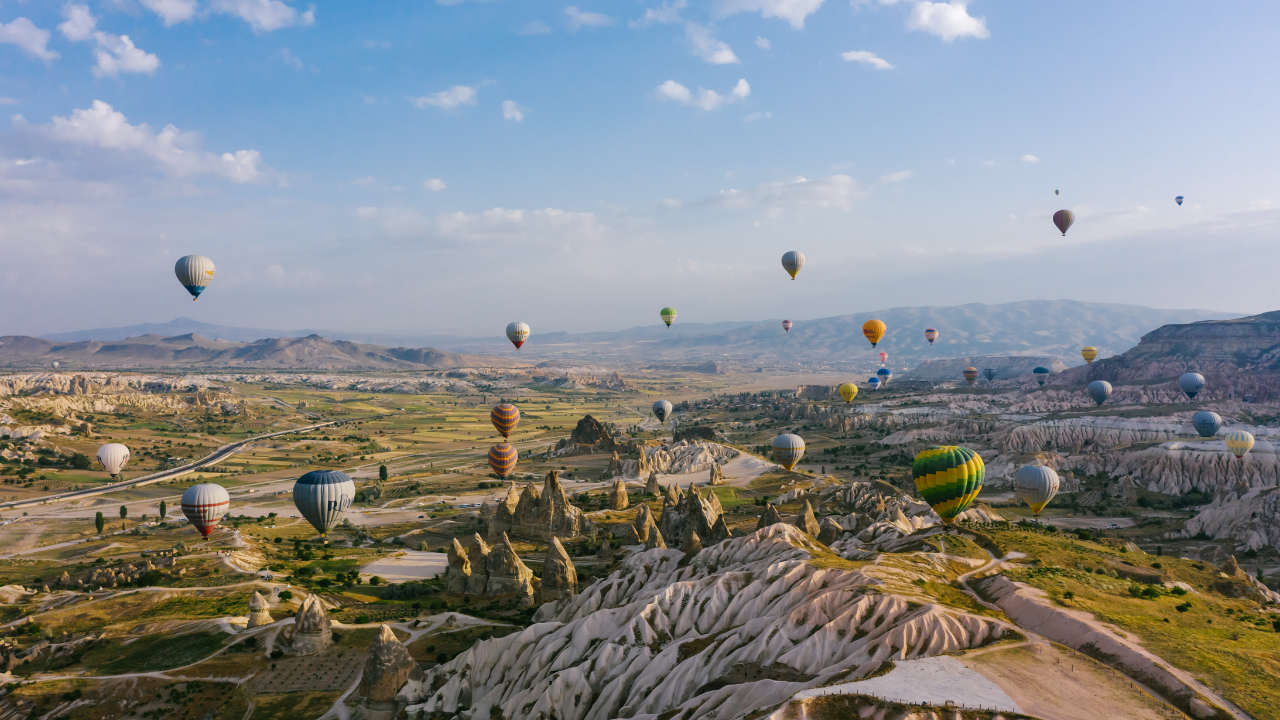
400;524;1015;720
1182;485;1280;551
620;441;739;477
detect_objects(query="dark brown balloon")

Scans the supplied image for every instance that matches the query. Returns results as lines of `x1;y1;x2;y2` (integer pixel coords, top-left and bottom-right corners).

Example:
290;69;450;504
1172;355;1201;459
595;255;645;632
1053;209;1074;236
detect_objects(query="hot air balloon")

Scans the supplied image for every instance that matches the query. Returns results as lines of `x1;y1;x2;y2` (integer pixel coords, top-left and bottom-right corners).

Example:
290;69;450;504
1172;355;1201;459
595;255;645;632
1179;373;1205;400
1055;189;1059;196
1033;367;1051;386
771;433;805;470
506;322;530;349
1081;347;1098;364
868;377;881;390
660;307;677;328
878;352;888;365
488;443;518;478
781;320;792;333
982;368;996;382
1052;209;1074;236
962;367;978;385
1224;430;1255;460
1175;196;1184;206
1192;411;1222;438
1013;464;1060;517
862;319;886;347
181;483;230;537
175;255;215;301
781;251;805;280
96;443;130;478
1087;380;1112;406
912;445;985;524
653;400;673;422
877;367;892;386
924;328;939;345
838;383;858;403
491;403;520;439
51;361;59;369
293;469;356;540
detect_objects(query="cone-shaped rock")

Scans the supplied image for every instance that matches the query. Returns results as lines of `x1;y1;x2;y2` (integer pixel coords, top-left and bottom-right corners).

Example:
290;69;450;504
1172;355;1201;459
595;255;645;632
710;515;730;545
485;532;534;596
796;499;821;537
446;538;471;593
682;529;702;558
633;504;657;544
464;534;491;595
360;624;416;704
609;479;629;510
247;590;273;628
756;504;784;530
597;536;614;561
645;525;666;550
665;484;681;505
817;517;844;545
541;537;578;602
290;594;333;655
644;470;659;496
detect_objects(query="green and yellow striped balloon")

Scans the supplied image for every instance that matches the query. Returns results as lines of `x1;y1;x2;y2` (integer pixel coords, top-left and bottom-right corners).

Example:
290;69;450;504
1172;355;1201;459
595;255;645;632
912;445;985;524
660;307;677;327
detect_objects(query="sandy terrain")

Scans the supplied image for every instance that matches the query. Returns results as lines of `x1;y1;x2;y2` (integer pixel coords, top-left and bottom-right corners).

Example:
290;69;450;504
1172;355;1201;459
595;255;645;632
791;655;1021;712
359;549;448;582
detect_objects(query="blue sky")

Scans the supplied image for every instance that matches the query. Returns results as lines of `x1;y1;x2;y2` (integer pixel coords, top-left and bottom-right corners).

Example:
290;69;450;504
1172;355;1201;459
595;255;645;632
2;0;1279;338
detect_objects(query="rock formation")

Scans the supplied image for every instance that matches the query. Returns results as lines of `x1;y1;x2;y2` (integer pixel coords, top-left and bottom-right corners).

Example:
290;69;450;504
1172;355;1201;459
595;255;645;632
673;425;716;444
637;449;652;480
796;499;821;537
490;471;597;540
817;517;844;545
633;504;659;545
540;537;578;602
290;594;332;655
485;533;535;602
446;538;470;594
645;526;666;550
708;462;727;485
710;515;730;544
609;479;629;510
357;624;417;720
1183;485;1280;551
622;441;739;477
597;537;614;562
607;451;622;474
247;591;273;628
682;530;702;558
756;504;783;530
568;415;616;450
644;470;659;495
658;483;723;550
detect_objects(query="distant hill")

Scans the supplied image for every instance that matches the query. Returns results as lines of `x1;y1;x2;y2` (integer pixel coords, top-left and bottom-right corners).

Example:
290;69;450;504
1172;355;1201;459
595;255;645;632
898;356;1069;382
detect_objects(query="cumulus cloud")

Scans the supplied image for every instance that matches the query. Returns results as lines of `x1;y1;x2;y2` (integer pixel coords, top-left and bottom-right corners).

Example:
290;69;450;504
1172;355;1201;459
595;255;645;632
631;0;686;27
565;6;614;31
657;78;749;111
755;36;771;49
685;23;738;64
502;100;526;122
519;21;552;35
841;50;893;69
1021;154;1040;163
59;5;160;77
0;17;59;60
25;100;269;183
708;174;863;210
906;1;988;41
211;0;316;33
57;5;96;42
280;48;303;69
879;170;911;183
411;85;478;109
139;0;198;26
715;0;827;29
423;178;446;191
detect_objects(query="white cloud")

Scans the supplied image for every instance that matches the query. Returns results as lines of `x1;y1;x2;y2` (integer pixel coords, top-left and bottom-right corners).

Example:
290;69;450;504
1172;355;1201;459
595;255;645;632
423;178;446;192
502;100;526;122
631;0;686;27
755;36;771;49
211;0;316;33
714;0;826;29
841;50;893;70
58;5;97;42
565;6;614;31
656;78;749;111
352;176;374;187
519;21;552;35
281;47;303;69
411;85;478;109
0;98;19;105
0;18;57;60
906;1;989;42
1020;154;1040;163
30;100;269;183
437;207;602;242
879;170;911;183
60;5;160;77
139;0;198;26
708;174;863;210
743;111;771;122
685;23;738;64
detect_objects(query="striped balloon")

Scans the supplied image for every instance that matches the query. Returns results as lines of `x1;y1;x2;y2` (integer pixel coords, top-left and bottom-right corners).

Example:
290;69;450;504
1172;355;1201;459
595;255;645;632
491;403;520;439
181;483;230;537
1013;465;1059;516
488;443;518;478
1224;430;1255;460
174;255;215;301
1081;346;1098;364
924;328;939;345
962;367;978;385
912;445;985;524
293;470;356;537
771;433;805;471
781;320;792;333
660;307;677;327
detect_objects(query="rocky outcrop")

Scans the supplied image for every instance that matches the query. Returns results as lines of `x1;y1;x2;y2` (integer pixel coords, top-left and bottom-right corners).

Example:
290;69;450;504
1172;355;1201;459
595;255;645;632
247;591;273;628
645;526;667;550
568;415;616;450
609;479;629;510
756;504;783;530
658;483;723;550
290;594;333;655
673;425;717;444
796;499;821;537
817;517;844;545
464;534;492;595
540;537;578;602
633;504;660;545
682;530;702;558
446;539;470;594
597;537;614;562
644;470;659;495
1183;486;1280;551
489;471;597;540
485;533;535;601
708;462;726;485
620;441;739;477
359;624;416;719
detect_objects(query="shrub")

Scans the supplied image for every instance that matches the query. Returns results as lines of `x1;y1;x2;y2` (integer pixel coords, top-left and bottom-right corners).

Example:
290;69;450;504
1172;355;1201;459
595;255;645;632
1170;586;1188;596
1175;602;1192;613
1062;591;1074;600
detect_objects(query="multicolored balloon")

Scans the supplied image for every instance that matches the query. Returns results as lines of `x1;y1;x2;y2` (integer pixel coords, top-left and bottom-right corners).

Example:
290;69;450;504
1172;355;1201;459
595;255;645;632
862;319;886;347
878;352;888;365
982;368;996;382
962;367;978;385
1013;465;1060;517
660;307;677;328
868;376;881;390
293;470;355;538
1081;347;1098;364
1087;380;1112;406
181;483;230;537
1033;367;1051;386
924;328;939;345
175;255;215;301
1192;411;1222;438
488;443;517;478
1175;196;1184;206
771;433;805;470
96;443;130;477
781;251;805;280
506;322;530;349
653;400;673;422
838;383;858;403
877;367;892;385
1224;430;1255;460
782;320;793;333
1179;373;1205;400
1053;209;1074;236
491;403;520;439
912;445;985;524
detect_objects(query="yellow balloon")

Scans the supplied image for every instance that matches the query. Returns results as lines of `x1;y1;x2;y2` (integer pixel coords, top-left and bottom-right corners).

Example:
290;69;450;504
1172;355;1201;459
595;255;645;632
1081;346;1098;364
862;319;886;348
838;383;858;402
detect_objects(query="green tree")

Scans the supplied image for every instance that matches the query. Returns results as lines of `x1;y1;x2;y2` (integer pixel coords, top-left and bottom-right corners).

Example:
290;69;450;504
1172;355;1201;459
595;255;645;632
379;464;389;481
119;505;128;520
94;511;104;534
159;500;167;520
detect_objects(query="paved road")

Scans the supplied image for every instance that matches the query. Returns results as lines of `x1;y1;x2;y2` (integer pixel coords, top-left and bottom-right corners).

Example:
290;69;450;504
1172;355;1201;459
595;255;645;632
0;420;341;511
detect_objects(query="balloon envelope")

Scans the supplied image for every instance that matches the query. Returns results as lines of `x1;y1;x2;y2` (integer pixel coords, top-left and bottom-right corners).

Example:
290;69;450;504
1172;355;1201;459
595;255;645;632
491;403;520;439
876;367;892;384
1013;465;1060;516
96;443;130;477
1087;380;1112;406
181;483;230;537
1033;367;1051;386
962;367;978;385
838;383;858;402
506;322;530;349
1175;196;1184;206
1053;210;1074;236
924;328;939;345
174;255;215;300
982;368;996;382
660;307;677;327
1081;347;1098;364
1192;411;1222;438
878;352;888;365
868;377;881;390
488;443;518;478
912;445;985;524
862;319;886;347
1179;372;1205;399
781;251;805;279
781;320;792;333
771;433;805;470
653;400;673;422
1224;430;1255;460
293;470;356;537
